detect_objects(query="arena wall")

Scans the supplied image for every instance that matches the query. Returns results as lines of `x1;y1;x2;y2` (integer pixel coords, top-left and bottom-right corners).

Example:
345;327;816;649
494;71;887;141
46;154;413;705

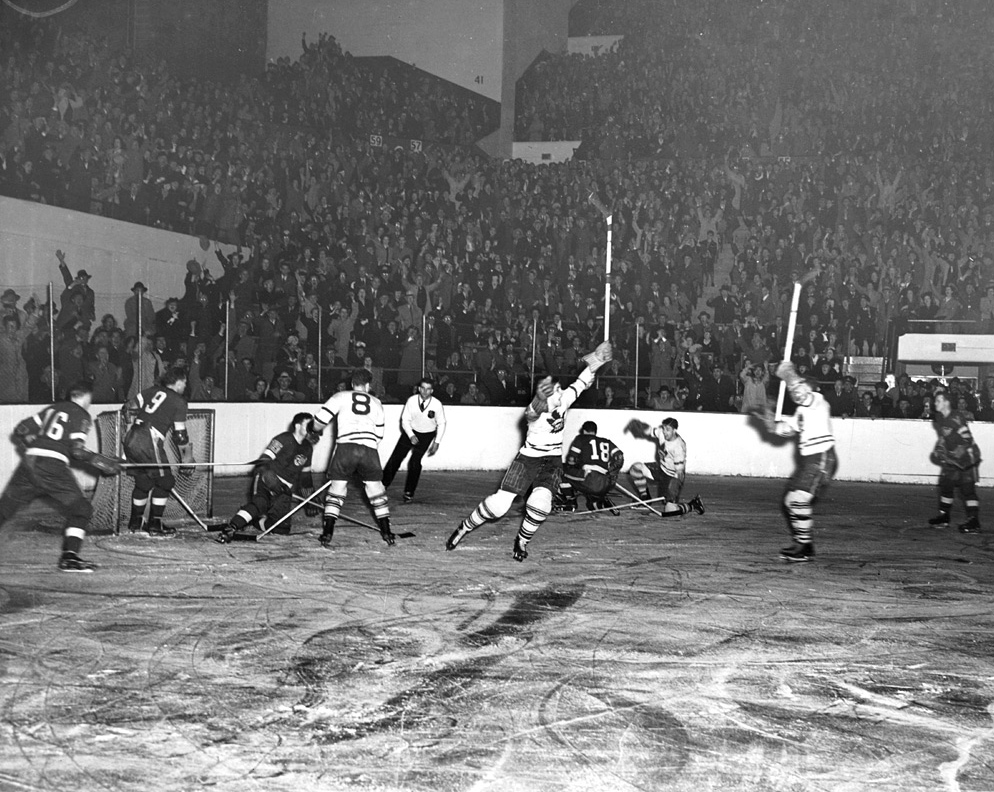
0;196;243;324
0;403;987;497
267;0;505;102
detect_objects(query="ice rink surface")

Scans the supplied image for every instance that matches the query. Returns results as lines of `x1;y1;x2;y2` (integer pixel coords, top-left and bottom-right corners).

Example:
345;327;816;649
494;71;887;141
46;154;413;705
1;472;993;792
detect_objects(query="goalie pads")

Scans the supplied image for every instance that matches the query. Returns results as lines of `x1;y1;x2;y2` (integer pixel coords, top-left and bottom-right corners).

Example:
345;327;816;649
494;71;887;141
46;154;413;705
582;341;613;373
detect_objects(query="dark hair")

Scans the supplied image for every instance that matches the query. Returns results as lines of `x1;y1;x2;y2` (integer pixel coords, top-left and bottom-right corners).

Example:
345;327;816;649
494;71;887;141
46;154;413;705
580;420;598;434
662;417;679;430
161;366;188;387
351;368;373;388
67;380;93;399
291;412;313;432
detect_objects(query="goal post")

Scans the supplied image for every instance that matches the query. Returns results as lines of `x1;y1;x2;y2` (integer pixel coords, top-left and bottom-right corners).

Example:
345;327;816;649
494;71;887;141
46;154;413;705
91;409;216;532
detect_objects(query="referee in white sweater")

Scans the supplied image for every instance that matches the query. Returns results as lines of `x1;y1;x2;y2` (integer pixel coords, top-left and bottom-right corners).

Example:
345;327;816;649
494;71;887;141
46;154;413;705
382;377;447;502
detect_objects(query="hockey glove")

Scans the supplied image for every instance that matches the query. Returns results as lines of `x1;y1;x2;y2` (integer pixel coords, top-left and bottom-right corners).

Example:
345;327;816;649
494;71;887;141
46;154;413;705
90;453;124;476
774;360;796;381
12;416;38;450
300;487;321;517
624;418;651;439
530;376;555;414
582;341;613;373
178;444;196;477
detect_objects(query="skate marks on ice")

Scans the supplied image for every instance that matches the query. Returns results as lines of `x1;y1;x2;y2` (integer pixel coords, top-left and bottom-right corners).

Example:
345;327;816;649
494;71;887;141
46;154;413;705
284;583;692;790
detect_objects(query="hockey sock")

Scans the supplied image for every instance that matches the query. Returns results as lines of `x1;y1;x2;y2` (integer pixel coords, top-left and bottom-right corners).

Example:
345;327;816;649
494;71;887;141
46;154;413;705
785;490;813;543
966;499;979;519
462;490;514;532
130;493;148;522
938;495;953;517
324;493;344;520
230;504;259;530
150;487;169;522
365;488;390;520
62;526;85;555
658;503;691;517
630;470;649;499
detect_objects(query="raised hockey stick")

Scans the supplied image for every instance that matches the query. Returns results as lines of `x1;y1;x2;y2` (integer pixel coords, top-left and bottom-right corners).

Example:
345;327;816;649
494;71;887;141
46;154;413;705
290;493;417;539
613;483;665;517
775;267;820;421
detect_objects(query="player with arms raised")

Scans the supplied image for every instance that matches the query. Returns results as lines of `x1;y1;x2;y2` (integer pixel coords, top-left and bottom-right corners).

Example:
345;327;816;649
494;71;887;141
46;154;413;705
753;361;837;561
0;381;121;572
312;368;395;548
447;341;613;562
625;416;705;517
123;366;194;537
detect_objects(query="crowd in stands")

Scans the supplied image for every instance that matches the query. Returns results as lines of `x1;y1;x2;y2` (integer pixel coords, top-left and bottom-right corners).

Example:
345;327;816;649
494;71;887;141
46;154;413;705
2;1;994;418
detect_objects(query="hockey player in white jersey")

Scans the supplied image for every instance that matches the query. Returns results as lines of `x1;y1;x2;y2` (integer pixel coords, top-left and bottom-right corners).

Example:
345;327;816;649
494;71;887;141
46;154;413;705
753;360;837;562
312;368;395;548
447;342;613;561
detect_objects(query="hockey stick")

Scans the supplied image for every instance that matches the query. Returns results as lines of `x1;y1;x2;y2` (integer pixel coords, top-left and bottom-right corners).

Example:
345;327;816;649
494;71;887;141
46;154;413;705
775;267;820;421
120;460;256;468
290;493;416;538
170;489;225;532
567;494;671;519
251;479;335;541
613;483;665;517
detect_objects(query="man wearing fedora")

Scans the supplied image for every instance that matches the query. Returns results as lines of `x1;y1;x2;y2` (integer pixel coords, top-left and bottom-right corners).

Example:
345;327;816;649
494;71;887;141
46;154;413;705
125;281;155;339
0;288;25;328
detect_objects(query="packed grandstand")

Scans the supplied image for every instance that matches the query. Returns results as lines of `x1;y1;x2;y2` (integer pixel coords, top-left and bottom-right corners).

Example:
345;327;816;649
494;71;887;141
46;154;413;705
2;0;993;420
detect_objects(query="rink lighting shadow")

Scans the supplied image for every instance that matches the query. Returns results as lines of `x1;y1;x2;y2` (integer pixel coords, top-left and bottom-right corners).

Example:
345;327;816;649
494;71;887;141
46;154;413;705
305;584;585;743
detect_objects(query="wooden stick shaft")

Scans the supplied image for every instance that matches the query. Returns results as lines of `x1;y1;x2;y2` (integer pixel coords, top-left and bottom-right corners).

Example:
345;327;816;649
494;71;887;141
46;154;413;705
255;479;334;540
775;282;803;421
171;488;209;531
614;483;665;516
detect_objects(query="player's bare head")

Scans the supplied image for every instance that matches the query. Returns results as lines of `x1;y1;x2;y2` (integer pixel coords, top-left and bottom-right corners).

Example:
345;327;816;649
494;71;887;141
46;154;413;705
788;376;816;406
580;421;597;435
933;389;951;415
418;377;434;393
161;366;188;392
67;379;93;406
662;417;679;431
351;368;373;391
291;412;313;434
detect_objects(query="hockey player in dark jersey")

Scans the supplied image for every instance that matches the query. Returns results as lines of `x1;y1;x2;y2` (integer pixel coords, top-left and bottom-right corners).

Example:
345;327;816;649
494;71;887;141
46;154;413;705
556;421;624;512
216;413;316;542
123;366;194;537
0;380;122;572
928;389;982;533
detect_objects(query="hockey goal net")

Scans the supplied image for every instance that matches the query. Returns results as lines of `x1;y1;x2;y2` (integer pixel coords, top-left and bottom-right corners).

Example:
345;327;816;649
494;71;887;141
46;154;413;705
91;409;216;532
